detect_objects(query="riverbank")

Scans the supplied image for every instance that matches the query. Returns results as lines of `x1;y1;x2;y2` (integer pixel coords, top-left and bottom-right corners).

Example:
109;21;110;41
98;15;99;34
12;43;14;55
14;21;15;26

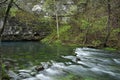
41;39;120;52
1;39;120;51
0;33;47;41
41;25;120;51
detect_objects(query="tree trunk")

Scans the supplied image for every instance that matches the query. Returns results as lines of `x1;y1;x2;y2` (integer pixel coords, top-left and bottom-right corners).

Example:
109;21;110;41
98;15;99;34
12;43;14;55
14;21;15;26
54;0;59;39
103;0;111;47
0;0;13;40
83;26;89;45
56;10;59;39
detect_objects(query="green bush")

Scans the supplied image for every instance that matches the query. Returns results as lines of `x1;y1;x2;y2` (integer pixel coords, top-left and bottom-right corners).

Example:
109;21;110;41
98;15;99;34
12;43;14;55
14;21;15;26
92;40;101;46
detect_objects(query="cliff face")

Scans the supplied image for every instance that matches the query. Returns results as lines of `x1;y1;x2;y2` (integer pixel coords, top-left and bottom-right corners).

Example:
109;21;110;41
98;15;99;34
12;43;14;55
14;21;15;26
0;20;3;30
0;18;50;41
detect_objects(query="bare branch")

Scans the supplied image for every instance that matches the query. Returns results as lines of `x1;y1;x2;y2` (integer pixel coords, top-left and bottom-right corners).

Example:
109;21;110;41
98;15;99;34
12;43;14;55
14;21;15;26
0;0;13;37
13;2;25;11
0;0;8;5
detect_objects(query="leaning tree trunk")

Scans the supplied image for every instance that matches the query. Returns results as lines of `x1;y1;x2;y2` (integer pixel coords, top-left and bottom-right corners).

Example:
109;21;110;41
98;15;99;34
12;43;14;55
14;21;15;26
103;0;111;47
0;0;13;40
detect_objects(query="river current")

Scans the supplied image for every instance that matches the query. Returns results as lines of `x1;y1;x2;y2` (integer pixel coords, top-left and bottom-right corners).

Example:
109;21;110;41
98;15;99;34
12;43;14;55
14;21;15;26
1;42;120;80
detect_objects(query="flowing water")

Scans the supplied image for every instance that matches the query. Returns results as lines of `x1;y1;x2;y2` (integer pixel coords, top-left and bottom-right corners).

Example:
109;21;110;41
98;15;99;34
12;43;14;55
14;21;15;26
1;42;120;80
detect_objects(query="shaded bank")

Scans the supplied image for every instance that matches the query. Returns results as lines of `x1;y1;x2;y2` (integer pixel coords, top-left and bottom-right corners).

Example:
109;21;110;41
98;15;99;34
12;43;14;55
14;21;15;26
1;33;47;41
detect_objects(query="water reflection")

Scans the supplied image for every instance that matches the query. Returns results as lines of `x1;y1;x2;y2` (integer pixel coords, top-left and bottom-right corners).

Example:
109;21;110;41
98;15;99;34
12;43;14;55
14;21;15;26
1;42;74;68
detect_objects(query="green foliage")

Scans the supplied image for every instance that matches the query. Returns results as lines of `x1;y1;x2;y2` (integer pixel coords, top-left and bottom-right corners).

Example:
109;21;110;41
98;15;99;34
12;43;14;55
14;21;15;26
81;19;90;29
16;10;36;24
1;63;10;79
92;16;107;32
10;8;18;17
59;25;71;34
113;28;120;33
92;40;101;46
68;5;77;14
15;10;52;33
54;39;62;45
79;0;88;3
42;25;71;44
0;7;6;18
104;47;117;51
42;0;55;13
33;17;52;30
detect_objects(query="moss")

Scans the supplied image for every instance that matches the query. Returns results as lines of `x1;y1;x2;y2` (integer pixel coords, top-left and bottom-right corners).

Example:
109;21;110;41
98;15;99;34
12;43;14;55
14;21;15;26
104;47;117;51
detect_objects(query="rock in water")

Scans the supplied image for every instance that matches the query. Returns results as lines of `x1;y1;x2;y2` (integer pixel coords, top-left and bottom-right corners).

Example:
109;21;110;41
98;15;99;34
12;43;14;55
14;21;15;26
7;70;21;80
35;66;44;72
18;72;31;78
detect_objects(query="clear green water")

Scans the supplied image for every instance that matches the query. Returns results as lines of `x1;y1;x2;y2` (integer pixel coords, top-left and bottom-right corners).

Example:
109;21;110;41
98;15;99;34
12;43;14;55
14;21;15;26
0;42;74;68
1;42;120;80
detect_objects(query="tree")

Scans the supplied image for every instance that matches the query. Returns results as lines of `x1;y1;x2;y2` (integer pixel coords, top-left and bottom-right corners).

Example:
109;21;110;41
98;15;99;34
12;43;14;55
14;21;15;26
0;0;7;5
103;0;111;47
0;0;14;40
54;0;59;39
0;0;25;40
37;0;75;39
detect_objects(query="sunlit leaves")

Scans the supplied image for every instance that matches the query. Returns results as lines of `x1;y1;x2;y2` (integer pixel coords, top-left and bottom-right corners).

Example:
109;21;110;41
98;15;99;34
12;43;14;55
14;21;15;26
81;19;89;29
10;8;18;17
67;5;77;15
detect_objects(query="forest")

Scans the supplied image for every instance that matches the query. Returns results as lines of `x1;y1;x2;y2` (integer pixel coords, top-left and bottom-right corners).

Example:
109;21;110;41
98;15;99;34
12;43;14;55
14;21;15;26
0;0;120;80
0;0;120;49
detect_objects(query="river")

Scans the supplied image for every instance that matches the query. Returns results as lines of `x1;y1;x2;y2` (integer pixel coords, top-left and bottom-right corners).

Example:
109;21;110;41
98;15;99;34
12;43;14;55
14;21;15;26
1;42;120;80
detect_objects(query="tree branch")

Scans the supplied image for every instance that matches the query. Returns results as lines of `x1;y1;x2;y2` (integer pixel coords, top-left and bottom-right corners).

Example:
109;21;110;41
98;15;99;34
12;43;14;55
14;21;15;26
13;2;25;11
0;0;14;38
0;0;8;5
